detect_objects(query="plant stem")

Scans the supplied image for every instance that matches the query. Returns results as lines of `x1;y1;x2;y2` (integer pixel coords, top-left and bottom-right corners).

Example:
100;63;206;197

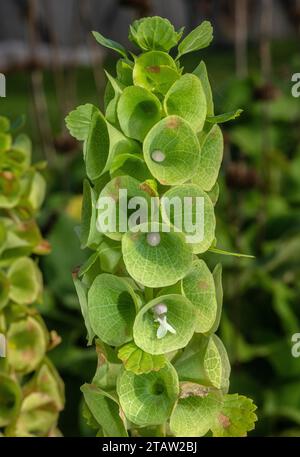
144;287;153;302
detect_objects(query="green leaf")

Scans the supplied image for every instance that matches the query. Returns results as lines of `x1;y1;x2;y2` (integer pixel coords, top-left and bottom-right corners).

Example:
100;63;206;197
129;16;183;52
182;259;217;333
211;394;257;437
122;223;193;288
0;374;22;427
177;21;213;58
117;86;161;142
164;74;207;131
8;257;41;305
92;31;127;59
206;109;243;124
192;125;223;191
193;61;214;116
143;116;200;185
73;273;95;346
7;316;47;374
117;362;179;426
133;294;195;355
88;273;138;346
81;383;128;437
80;179;103;249
208;246;255;258
210;264;223;333
161;184;216;253
118;342;166;374
133;51;179;95
65;104;99;141
170;385;223;437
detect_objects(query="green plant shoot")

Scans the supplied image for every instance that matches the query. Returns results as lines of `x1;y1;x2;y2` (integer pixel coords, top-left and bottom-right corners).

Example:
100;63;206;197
66;16;257;437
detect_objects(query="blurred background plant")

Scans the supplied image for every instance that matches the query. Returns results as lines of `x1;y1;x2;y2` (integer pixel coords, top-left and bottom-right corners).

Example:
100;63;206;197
0;117;64;436
0;0;299;436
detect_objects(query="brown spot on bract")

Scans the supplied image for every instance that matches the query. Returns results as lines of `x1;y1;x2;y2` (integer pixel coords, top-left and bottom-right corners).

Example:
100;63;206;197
147;65;161;74
179;382;210;399
218;413;231;429
166;117;181;129
139;182;156;197
198;280;209;290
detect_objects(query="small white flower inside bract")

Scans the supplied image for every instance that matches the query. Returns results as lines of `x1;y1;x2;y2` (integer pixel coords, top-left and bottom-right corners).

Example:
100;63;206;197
146;232;161;247
151;150;165;163
153;303;168;316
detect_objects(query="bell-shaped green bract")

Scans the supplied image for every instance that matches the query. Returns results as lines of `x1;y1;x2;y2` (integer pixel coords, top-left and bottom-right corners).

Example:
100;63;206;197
110;153;151;182
192;125;224;191
8;257;41;305
210;394;257;437
143;116;200;185
7;316;48;374
122;223;193;288
70;17;256;437
88;273;138;347
181;259;217;333
203;335;231;392
161;184;216;253
174;334;230;393
118;342;166;374
0;374;22;427
0;172;22;209
85;111;139;181
170;386;223;437
97;175;152;241
0;118;64;436
81;384;128;437
133;294;195;355
117;86;162;142
117;362;179;426
133;51;180;95
129;16;183;52
80;179;103;249
164;74;207;132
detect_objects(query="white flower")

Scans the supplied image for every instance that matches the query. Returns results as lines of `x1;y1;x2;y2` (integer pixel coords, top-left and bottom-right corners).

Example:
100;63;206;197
155;316;177;339
152;303;176;339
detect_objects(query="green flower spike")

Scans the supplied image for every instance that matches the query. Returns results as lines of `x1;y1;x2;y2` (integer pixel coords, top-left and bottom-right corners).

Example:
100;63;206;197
68;16;257;437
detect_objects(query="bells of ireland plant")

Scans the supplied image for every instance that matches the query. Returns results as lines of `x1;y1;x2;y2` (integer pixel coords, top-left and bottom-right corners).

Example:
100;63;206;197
66;16;257;437
0;117;64;436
